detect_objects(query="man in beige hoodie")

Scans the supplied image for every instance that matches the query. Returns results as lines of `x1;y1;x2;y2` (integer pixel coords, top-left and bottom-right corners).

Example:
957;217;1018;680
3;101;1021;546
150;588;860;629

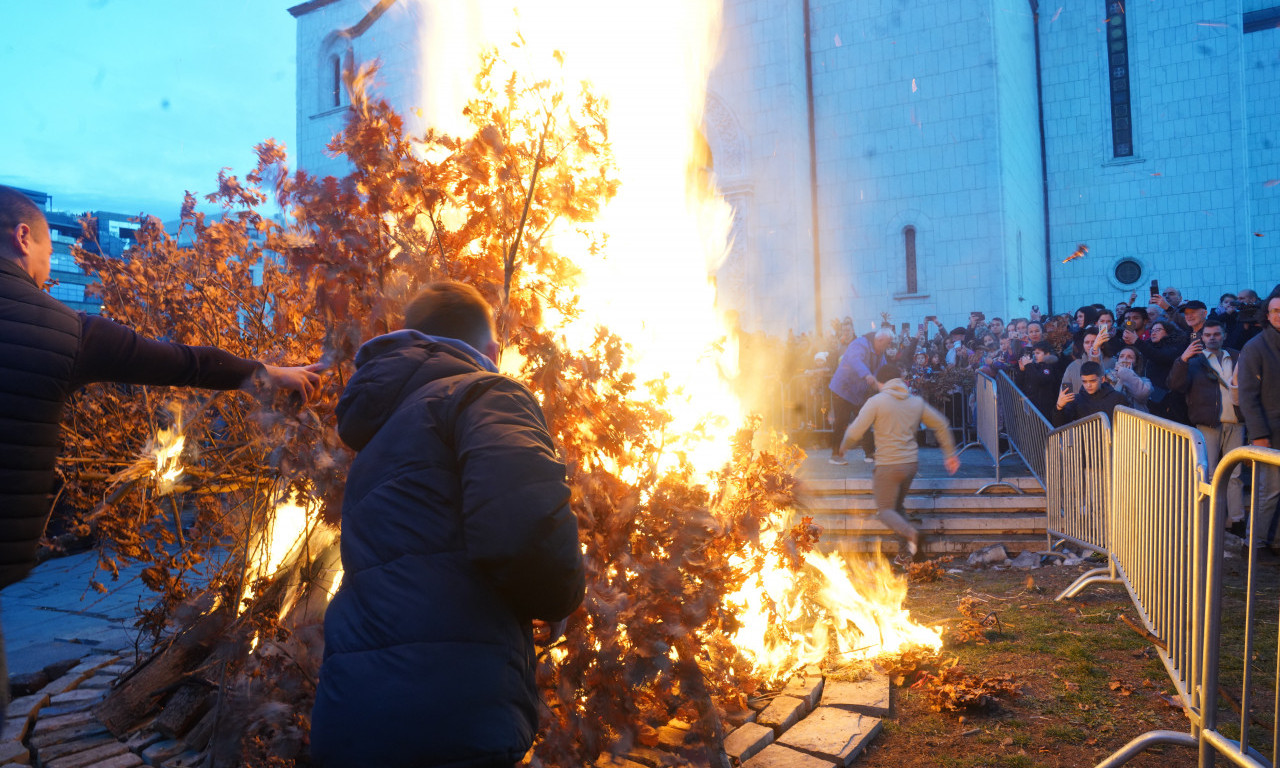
839;364;960;563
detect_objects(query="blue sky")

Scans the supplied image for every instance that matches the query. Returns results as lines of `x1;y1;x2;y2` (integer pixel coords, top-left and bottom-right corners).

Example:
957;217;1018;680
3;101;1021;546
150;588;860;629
0;1;297;220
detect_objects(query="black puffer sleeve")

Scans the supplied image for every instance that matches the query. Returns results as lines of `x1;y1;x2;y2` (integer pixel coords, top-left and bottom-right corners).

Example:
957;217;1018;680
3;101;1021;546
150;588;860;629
453;375;585;622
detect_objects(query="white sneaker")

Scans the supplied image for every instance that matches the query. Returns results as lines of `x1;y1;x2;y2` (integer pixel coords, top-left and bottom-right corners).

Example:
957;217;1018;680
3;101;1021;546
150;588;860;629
829;456;848;466
863;456;875;464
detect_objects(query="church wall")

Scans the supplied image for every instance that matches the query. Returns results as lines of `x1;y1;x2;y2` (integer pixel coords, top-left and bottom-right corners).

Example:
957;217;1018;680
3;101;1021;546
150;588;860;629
1245;24;1280;296
1040;2;1260;314
294;0;430;179
992;0;1048;321
710;0;816;335
805;0;1011;333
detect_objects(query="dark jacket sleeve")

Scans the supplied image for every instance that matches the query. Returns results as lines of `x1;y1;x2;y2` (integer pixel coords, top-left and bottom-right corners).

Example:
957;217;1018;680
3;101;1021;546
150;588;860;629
454;377;585;622
71;314;262;390
1167;356;1191;393
1239;344;1272;441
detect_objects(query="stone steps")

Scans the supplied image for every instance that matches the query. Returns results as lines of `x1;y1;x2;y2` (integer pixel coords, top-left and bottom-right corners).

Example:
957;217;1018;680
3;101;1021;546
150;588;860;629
797;476;1047;556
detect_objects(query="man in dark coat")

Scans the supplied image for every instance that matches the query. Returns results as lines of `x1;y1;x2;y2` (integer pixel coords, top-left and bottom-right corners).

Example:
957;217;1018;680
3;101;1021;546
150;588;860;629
0;186;321;718
1238;292;1280;550
1052;361;1129;426
311;282;585;768
1167;319;1244;530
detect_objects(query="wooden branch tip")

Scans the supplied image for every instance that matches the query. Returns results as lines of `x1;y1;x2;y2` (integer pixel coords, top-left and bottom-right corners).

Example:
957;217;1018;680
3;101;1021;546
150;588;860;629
1118;614;1167;651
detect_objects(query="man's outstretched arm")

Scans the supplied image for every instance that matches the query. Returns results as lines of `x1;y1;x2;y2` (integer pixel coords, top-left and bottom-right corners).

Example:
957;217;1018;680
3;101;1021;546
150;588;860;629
72;314;321;401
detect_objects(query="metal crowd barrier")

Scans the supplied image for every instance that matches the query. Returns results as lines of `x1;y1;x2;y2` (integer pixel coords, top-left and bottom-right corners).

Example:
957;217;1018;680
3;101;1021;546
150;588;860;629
1093;407;1212;767
1047;412;1116;600
1199;445;1280;768
958;373;1021;495
996;371;1050;489
780;370;833;440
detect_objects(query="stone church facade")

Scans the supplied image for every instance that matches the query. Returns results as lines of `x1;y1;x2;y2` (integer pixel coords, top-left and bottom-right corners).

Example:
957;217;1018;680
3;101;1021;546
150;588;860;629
291;0;1280;334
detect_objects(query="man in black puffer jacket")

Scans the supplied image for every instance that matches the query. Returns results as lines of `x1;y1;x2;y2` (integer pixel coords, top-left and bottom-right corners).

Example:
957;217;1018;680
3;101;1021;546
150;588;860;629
0;186;321;721
311;282;585;768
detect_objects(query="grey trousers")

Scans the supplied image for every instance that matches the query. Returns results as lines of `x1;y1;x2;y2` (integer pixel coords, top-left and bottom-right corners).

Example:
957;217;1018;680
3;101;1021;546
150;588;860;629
1199;422;1245;524
873;462;920;547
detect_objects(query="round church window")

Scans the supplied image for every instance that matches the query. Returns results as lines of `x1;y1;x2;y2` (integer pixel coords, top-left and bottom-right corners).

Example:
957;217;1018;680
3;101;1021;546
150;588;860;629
1114;258;1142;285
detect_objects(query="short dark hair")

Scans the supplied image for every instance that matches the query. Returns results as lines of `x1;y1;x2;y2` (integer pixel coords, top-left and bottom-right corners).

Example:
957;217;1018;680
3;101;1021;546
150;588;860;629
402;282;495;351
1033;341;1053;353
1125;307;1148;321
1081;361;1103;377
1220;293;1236;303
0;185;47;251
1203;318;1226;331
875;364;902;383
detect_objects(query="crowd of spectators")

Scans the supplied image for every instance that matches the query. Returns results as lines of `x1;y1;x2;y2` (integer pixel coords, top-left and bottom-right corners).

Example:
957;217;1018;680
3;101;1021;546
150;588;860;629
776;281;1279;549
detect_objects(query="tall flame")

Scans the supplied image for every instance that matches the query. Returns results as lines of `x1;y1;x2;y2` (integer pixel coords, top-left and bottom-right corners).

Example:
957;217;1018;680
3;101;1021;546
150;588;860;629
409;0;941;681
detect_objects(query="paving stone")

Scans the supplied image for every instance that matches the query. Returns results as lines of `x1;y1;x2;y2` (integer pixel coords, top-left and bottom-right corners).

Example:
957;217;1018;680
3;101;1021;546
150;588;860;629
8;670;50;697
782;675;825;710
5;693;49;726
656;725;692;749
757;695;807;734
44;740;128;768
594;754;647;768
28;722;110;750
142;739;185;766
38;673;88;697
724;721;774;763
42;658;80;681
33;710;97;736
36;701;101;720
51;689;108;706
124;729;164;752
623;746;664;767
66;655;118;676
820;675;891;717
78;675;117;690
34;733;117;763
0;740;29;765
159;751;203;768
99;664;132;676
88;754;143;768
742;743;837;768
777;707;883;767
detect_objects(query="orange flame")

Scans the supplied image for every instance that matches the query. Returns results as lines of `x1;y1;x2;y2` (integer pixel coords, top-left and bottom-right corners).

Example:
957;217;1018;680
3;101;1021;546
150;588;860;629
407;0;941;683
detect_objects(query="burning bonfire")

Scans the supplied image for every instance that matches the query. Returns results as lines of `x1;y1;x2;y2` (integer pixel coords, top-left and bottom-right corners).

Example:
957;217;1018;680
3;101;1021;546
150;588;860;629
59;1;940;764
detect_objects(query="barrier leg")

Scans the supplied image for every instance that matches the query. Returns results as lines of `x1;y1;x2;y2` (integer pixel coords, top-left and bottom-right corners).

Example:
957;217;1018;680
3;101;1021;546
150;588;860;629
1055;566;1121;601
1092;730;1198;768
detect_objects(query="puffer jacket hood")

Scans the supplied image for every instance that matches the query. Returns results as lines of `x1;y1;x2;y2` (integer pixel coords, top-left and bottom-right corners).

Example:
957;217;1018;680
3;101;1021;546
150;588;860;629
336;330;496;451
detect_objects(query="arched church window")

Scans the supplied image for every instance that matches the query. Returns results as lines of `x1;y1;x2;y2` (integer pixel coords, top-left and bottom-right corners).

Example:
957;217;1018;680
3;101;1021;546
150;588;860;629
904;226;918;294
1106;1;1133;157
330;54;342;108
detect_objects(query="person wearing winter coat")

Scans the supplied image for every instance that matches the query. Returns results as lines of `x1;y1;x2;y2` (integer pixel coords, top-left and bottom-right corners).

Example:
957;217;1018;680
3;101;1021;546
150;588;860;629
828;328;892;464
1136;320;1188;423
1237;293;1280;550
1167;319;1245;530
1015;341;1061;419
311;282;585;768
838;365;960;563
1053;361;1129;427
0;186;321;723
